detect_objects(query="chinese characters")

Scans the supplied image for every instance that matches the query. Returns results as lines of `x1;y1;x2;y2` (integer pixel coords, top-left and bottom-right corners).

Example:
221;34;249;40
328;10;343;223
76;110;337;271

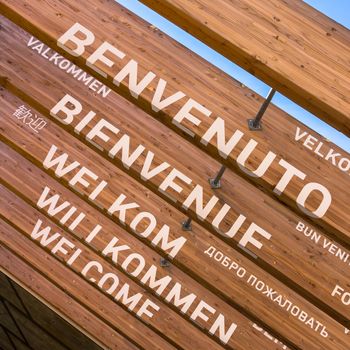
13;105;47;133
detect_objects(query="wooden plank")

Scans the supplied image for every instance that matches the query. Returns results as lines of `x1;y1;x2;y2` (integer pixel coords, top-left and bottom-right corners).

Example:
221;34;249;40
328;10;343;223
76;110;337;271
0;18;348;326
0;1;349;247
139;0;350;136
0;146;283;350
1;90;348;349
0;241;139;350
0;185;224;350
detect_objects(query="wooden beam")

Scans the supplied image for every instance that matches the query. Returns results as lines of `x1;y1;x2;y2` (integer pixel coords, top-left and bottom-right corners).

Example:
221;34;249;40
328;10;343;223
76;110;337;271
139;0;350;136
1;89;348;349
0;18;348;327
0;1;349;246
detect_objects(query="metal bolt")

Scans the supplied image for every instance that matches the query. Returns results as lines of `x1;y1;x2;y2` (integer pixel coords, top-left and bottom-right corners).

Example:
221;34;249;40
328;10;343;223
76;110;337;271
209;165;226;189
248;88;276;131
181;217;192;231
160;258;170;267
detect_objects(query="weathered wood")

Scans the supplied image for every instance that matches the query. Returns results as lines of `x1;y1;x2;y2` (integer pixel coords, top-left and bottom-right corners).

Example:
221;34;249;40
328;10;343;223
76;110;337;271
0;18;348;325
1;90;348;349
0;0;348;247
140;0;350;136
0;238;140;350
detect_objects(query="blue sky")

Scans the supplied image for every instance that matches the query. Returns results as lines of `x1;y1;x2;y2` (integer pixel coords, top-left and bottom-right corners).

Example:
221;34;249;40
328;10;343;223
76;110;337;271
116;0;350;152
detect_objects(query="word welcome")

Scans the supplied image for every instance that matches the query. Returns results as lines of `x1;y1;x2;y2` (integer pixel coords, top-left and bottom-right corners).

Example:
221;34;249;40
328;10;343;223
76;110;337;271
35;185;238;343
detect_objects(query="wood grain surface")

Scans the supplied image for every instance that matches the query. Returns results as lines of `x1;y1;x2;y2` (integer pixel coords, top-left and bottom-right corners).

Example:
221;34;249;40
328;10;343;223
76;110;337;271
0;17;348;326
138;0;350;136
1;87;348;349
0;0;348;247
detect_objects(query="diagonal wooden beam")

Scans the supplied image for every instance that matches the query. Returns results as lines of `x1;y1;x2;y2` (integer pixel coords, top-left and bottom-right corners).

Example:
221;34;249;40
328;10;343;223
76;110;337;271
139;0;350;136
